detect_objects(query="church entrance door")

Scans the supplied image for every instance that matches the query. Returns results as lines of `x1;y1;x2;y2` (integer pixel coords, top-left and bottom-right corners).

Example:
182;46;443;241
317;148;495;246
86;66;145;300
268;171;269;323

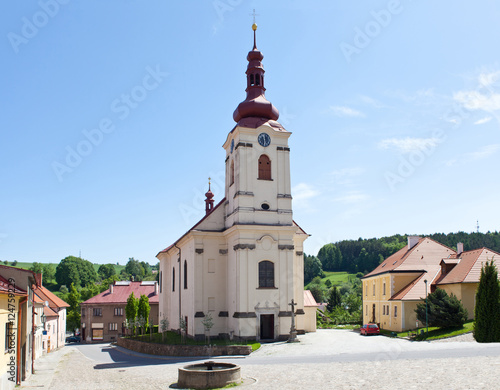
260;314;274;340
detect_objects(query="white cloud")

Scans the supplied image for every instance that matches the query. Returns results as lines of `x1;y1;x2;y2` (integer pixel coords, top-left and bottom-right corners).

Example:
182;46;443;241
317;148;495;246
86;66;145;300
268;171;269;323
454;90;500;112
466;144;500;160
359;95;385;108
478;71;500;88
378;137;440;154
333;191;369;204
292;183;320;202
329;105;365;118
474;117;492;125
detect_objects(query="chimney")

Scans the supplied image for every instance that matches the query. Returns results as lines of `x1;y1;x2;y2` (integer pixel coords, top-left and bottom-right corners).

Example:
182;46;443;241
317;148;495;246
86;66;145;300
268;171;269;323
408;236;420;250
35;273;43;287
457;242;464;255
109;284;114;294
154;281;159;295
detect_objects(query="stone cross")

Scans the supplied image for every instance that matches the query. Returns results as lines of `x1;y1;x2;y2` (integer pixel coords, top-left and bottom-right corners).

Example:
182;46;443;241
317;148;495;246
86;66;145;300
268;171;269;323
287;299;299;343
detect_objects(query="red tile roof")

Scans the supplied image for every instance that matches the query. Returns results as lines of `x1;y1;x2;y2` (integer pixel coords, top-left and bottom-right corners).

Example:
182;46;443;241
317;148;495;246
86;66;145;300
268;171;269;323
81;281;159;305
0;275;27;296
304;290;318;307
43;305;59;318
34;285;69;308
437;248;500;285
363;237;456;279
390;273;425;300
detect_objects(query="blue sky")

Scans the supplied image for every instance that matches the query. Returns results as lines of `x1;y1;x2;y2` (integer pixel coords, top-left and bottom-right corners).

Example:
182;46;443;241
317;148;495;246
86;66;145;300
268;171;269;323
1;1;499;265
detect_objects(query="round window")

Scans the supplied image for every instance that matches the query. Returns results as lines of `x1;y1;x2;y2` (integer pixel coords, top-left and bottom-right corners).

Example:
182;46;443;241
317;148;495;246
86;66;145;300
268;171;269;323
261;203;270;210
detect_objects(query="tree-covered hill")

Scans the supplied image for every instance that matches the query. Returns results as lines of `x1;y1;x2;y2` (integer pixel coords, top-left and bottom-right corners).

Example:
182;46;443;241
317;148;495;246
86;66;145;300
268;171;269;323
305;231;500;283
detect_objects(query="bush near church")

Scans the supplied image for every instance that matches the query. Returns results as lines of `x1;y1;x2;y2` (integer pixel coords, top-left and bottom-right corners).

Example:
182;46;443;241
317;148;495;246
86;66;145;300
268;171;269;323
415;288;468;328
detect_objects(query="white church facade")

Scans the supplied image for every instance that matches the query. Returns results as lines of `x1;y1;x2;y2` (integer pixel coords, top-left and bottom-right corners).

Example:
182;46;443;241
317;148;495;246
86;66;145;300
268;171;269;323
157;24;310;341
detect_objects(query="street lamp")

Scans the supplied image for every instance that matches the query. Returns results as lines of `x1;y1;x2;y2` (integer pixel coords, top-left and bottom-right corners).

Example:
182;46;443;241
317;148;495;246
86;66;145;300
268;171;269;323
424;279;428;336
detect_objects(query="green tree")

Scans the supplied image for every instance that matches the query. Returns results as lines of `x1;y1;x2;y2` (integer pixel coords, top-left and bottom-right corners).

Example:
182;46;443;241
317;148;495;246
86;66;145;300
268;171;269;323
30;262;45;274
55;256;97;288
43;264;56;283
66;283;81;332
324;279;332;288
308;283;325;303
327;286;342;312
125;293;139;334
474;259;500;342
98;264;116;280
304;255;324;285
125;258;145;281
80;283;100;302
415;288;468;328
59;285;69;294
137;294;151;331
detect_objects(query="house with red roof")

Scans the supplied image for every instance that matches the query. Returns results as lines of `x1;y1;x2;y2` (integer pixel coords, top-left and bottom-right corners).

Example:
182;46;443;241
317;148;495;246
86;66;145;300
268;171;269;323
80;281;159;343
0;265;39;388
32;278;69;357
362;236;500;332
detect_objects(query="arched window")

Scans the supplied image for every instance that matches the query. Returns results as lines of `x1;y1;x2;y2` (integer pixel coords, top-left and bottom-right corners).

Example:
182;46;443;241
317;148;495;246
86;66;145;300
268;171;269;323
230;160;234;186
258;155;271;180
250;74;255;86
258;261;274;288
184;260;187;289
255;74;260;86
172;268;175;291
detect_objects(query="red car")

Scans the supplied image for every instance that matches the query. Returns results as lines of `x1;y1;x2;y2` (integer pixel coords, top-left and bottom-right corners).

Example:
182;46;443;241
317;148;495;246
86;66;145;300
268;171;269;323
360;323;380;336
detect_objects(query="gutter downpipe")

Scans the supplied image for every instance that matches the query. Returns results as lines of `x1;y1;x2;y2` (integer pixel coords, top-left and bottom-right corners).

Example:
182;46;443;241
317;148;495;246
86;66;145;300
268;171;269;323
174;244;181;335
17;296;28;385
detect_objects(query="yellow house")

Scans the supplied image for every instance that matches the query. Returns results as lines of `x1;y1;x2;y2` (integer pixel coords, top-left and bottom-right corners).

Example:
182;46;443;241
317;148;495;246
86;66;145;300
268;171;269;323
434;247;499;318
362;236;500;332
0;275;27;390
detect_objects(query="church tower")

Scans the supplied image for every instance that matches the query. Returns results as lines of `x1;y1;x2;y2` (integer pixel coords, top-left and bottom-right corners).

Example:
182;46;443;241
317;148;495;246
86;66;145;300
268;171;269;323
157;23;309;342
223;23;292;228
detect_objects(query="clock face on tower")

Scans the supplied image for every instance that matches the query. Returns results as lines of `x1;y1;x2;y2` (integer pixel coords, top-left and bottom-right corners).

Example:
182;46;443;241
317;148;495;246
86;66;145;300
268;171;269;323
258;133;271;147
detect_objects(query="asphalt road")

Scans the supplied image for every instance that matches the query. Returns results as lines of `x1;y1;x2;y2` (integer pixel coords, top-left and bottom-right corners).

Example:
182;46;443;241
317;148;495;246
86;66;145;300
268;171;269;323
72;329;500;367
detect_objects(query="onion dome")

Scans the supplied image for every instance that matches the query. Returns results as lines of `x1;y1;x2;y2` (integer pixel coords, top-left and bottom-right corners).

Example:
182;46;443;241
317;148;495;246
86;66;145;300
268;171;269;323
233;23;279;123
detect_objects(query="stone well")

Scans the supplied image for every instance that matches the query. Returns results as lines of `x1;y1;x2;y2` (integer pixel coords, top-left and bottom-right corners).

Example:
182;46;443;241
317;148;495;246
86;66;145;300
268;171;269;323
177;361;241;389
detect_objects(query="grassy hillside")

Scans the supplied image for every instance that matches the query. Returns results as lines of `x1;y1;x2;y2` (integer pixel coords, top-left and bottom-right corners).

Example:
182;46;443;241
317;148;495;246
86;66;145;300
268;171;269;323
305;271;355;290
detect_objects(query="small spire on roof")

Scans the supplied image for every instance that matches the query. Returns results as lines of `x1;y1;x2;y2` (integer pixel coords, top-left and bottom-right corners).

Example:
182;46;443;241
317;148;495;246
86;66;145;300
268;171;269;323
205;178;215;215
250;9;259;49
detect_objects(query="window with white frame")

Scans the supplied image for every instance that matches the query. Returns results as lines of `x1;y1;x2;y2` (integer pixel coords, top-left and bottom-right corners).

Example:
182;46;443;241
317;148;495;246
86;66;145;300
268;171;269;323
114;307;123;316
108;323;118;331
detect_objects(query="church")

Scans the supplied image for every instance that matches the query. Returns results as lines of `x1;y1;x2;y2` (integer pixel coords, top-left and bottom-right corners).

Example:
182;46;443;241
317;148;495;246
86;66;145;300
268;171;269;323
157;24;311;341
